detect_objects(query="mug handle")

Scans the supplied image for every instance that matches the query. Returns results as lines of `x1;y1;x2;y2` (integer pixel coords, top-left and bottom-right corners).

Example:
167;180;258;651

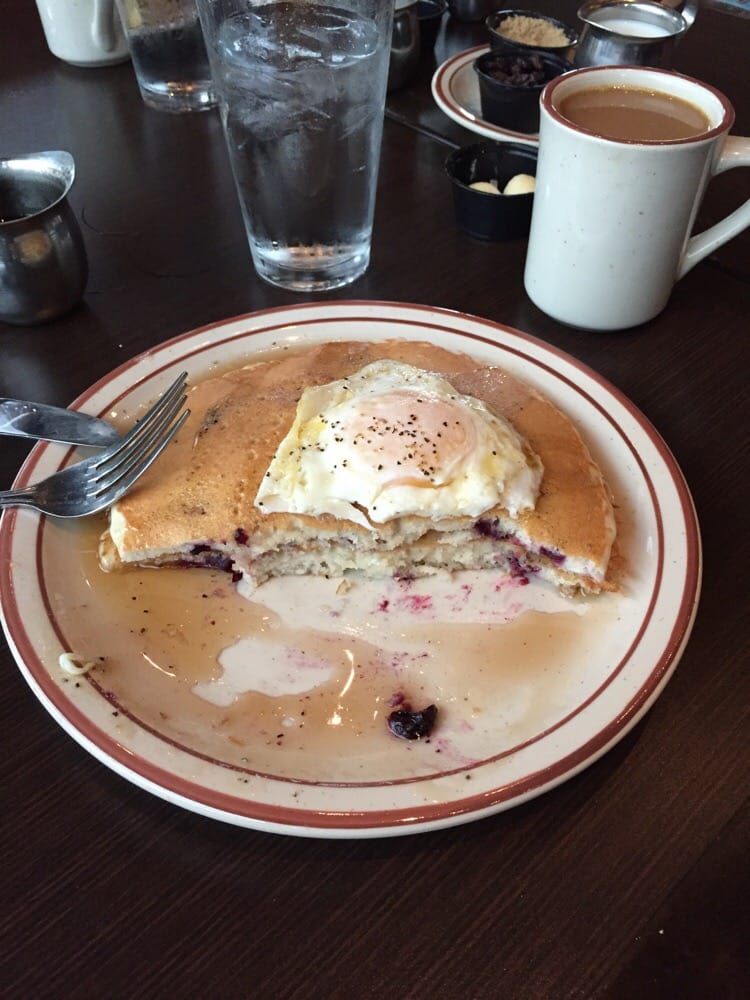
679;136;750;278
92;0;118;53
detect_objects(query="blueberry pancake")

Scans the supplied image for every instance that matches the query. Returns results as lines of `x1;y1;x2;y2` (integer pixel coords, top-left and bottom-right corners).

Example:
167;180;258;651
99;340;616;594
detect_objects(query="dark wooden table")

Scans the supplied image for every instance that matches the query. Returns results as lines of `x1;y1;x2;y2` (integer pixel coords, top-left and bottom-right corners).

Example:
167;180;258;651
1;1;748;996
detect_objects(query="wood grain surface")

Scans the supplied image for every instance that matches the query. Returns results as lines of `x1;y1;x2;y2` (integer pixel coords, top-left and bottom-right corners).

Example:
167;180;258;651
1;1;748;997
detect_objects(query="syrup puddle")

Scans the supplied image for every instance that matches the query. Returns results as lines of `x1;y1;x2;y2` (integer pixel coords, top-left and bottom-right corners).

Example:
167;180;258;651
45;518;624;783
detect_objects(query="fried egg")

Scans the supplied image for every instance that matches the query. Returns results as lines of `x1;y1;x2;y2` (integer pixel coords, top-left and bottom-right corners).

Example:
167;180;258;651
254;360;543;527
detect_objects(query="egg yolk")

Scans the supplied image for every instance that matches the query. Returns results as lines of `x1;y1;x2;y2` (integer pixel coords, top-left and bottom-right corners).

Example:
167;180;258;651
325;391;477;488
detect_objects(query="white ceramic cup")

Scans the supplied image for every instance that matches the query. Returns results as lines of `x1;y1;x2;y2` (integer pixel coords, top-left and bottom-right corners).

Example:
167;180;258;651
523;65;750;331
35;0;130;67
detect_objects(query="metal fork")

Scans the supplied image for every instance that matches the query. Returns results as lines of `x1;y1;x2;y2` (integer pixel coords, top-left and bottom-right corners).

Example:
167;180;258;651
0;372;190;518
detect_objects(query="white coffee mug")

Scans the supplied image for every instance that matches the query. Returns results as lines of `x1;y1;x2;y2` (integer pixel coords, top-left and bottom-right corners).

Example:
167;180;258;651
35;0;130;67
524;65;750;330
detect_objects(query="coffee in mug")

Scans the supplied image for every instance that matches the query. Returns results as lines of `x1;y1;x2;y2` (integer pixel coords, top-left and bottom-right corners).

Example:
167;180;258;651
523;66;750;331
558;85;711;141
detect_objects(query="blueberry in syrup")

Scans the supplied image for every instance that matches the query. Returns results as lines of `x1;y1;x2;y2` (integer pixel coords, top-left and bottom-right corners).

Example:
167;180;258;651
387;704;438;740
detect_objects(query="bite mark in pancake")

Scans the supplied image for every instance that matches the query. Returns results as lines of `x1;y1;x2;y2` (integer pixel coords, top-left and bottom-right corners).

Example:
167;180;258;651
100;341;617;594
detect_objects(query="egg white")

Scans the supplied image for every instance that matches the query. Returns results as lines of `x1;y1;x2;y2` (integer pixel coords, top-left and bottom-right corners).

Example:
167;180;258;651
254;360;542;527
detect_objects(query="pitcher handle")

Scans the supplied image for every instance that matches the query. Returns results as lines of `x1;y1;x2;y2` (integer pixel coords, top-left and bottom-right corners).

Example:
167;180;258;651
680;0;700;30
92;0;118;53
678;135;750;278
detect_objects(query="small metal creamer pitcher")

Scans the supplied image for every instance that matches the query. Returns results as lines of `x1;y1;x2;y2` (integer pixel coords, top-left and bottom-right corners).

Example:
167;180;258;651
573;0;699;69
0;151;88;326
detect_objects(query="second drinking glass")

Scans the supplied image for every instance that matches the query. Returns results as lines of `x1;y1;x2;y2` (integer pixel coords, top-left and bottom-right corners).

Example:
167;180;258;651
115;0;216;111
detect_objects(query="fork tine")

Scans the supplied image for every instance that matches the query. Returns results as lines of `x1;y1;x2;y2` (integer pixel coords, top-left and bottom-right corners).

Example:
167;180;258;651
90;370;187;482
91;408;190;503
113;372;188;451
92;391;187;490
0;372;193;519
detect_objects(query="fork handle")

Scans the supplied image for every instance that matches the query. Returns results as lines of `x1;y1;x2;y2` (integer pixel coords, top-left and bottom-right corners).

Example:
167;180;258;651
0;487;37;509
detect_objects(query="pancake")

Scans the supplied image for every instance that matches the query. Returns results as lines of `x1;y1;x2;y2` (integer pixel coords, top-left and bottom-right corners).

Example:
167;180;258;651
99;341;617;594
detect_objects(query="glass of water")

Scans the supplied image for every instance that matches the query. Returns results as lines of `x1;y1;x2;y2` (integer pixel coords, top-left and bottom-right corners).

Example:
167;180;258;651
115;0;216;112
196;0;394;291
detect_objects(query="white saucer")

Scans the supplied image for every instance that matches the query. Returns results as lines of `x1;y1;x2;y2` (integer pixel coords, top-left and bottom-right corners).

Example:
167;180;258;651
431;45;540;146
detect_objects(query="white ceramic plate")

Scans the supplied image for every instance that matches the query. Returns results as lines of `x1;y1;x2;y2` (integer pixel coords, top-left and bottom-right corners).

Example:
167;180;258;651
431;45;540;146
0;302;701;838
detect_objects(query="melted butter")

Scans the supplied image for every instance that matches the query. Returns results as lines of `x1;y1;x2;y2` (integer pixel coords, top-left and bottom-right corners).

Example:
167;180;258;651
47;517;621;783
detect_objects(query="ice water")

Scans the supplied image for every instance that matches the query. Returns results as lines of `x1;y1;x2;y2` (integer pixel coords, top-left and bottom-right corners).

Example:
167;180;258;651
211;3;390;290
127;9;215;112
